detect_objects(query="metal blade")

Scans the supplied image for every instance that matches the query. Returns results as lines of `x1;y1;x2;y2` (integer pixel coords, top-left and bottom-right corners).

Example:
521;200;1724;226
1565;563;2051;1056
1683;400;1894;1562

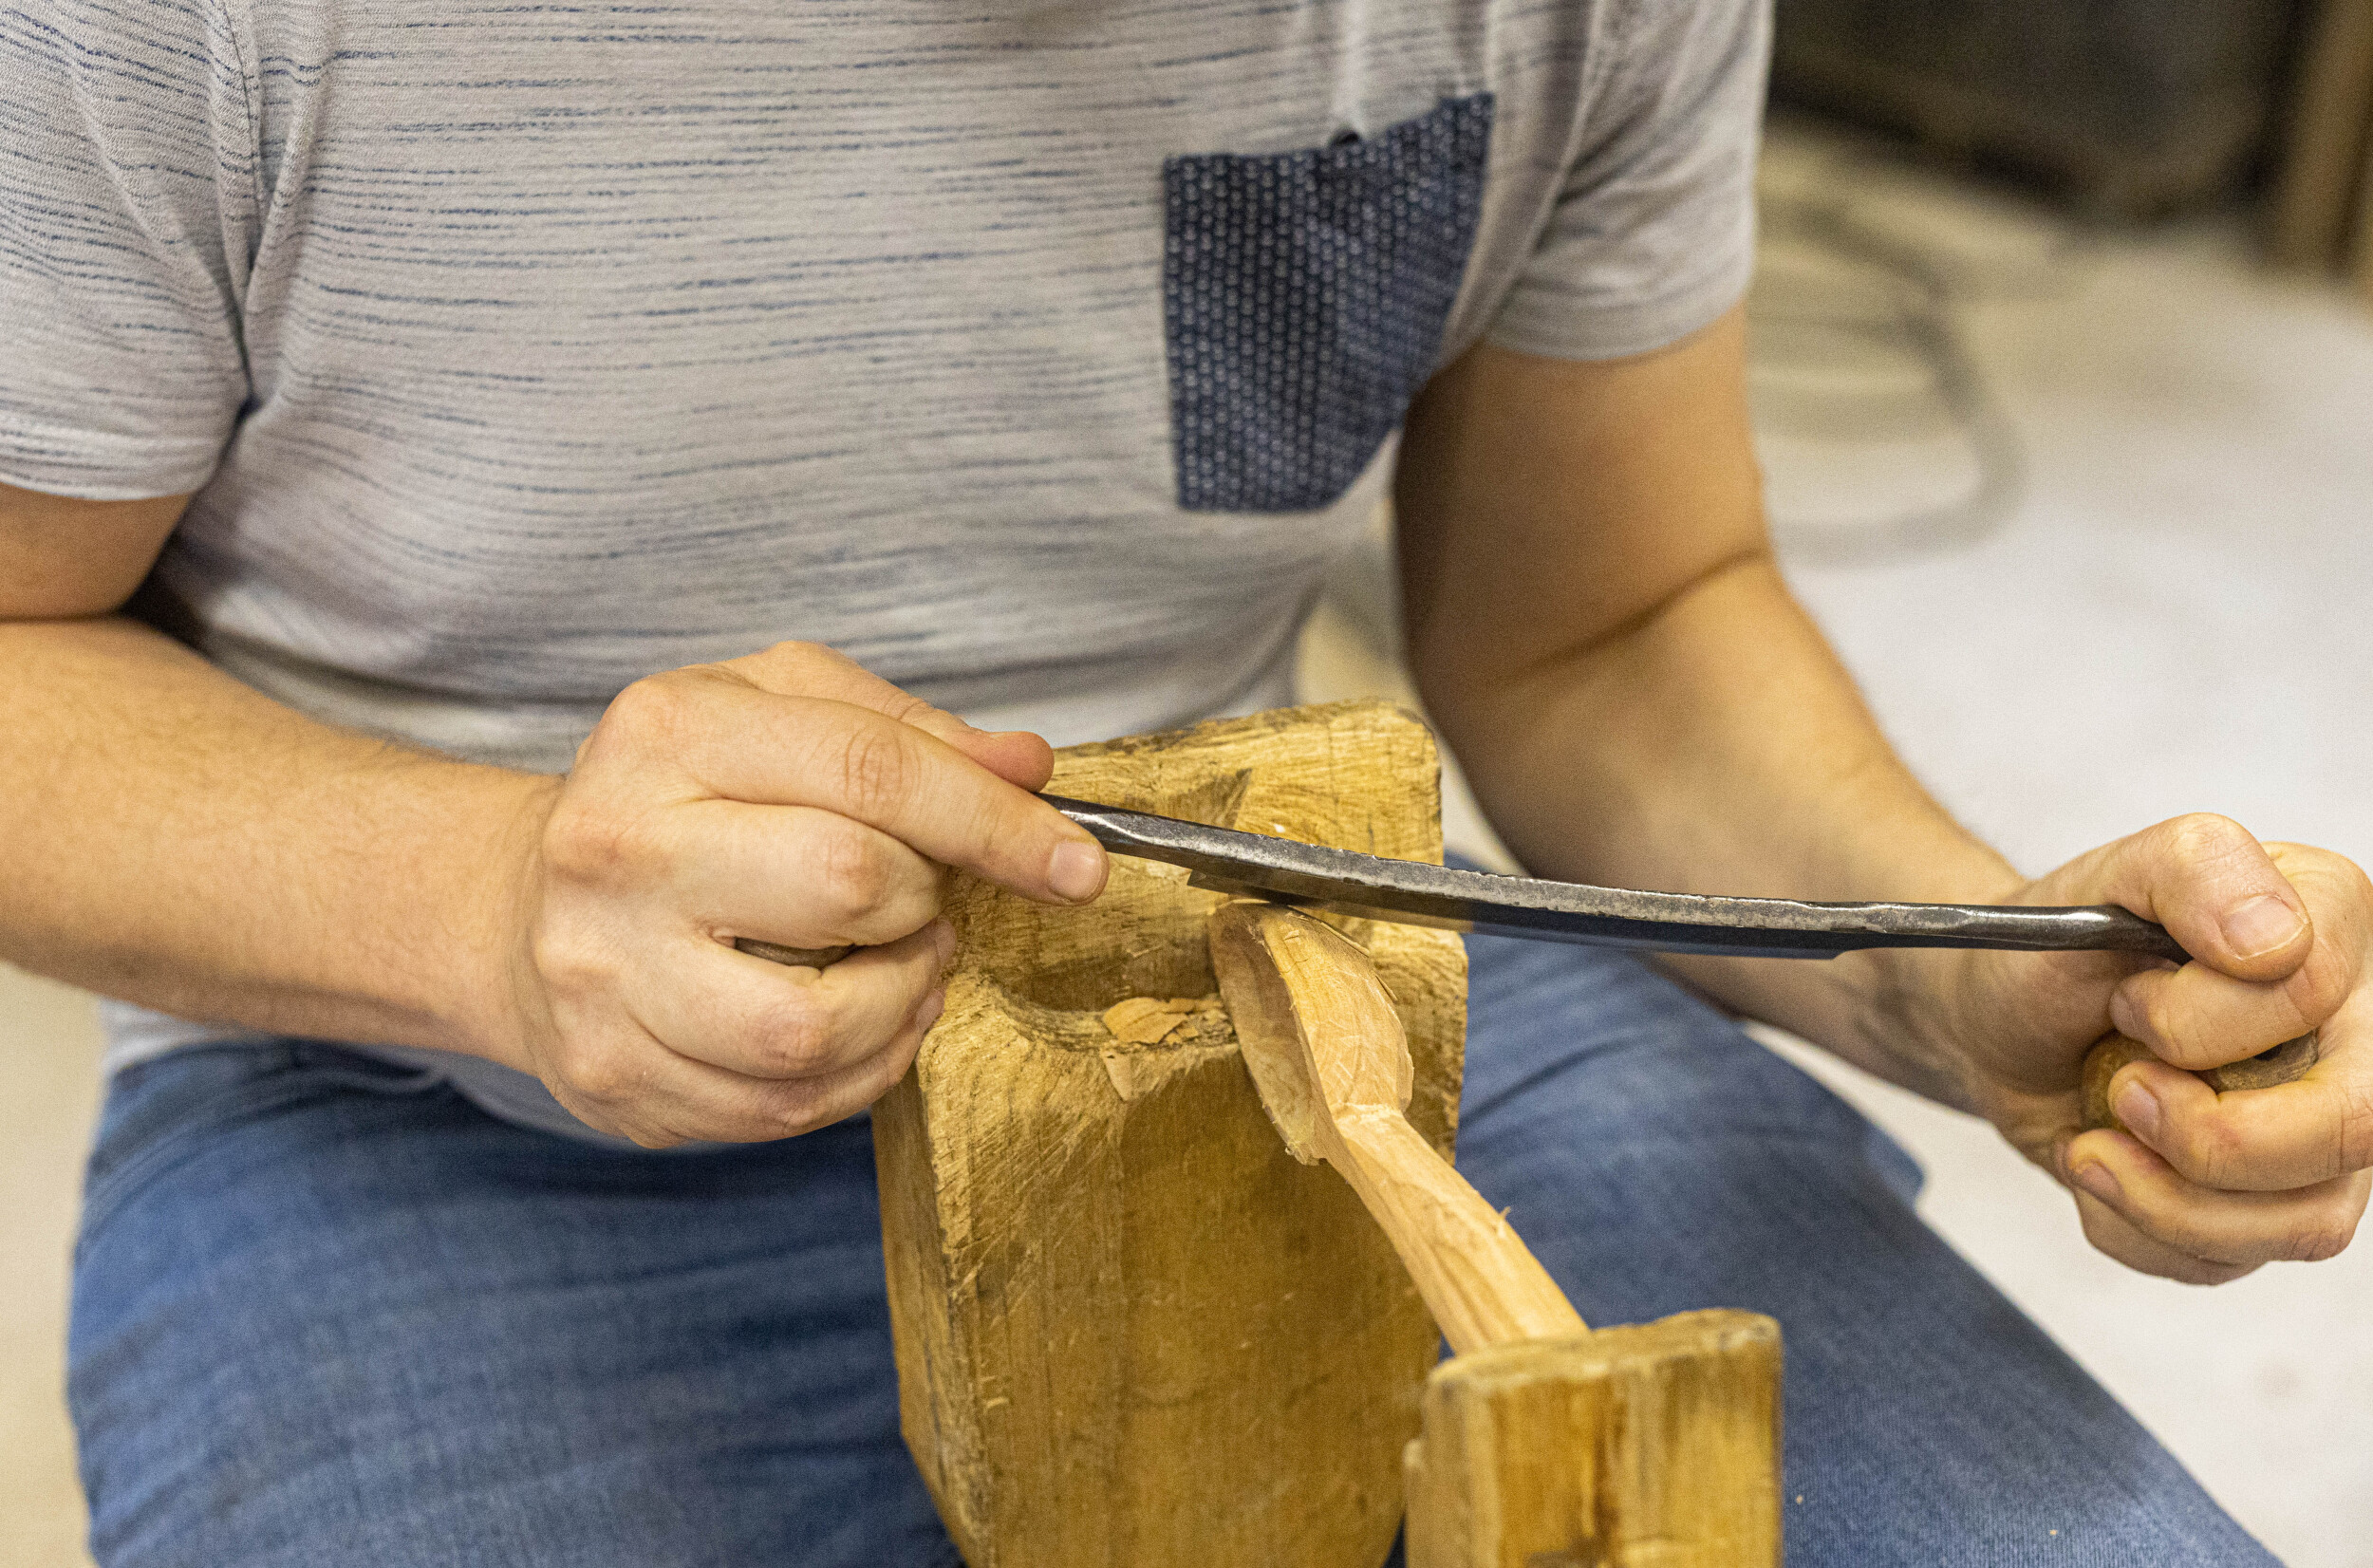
1042;794;2188;962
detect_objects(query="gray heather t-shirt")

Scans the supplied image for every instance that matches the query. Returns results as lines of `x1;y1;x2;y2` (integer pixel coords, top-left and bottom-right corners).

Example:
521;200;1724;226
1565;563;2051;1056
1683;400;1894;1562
3;0;1767;1140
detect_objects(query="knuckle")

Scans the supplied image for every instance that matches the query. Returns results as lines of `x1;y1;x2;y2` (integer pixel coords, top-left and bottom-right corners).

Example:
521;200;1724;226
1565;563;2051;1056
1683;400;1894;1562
2291;847;2373;905
757;1082;831;1138
2165;812;2257;869
2179;1257;2256;1286
967;791;1026;862
563;1043;639;1104
2340;1078;2373;1173
2282;945;2351;1029
2075;1195;2134;1259
540;798;668;887
2288;1210;2358;1263
2134;1003;2219;1075
832;722;920;820
761;641;855;691
2171;1113;2247;1188
2127;988;2194;1059
770;639;838;668
813;819;892;914
751;994;841;1076
598;672;695;745
2343;856;2373;914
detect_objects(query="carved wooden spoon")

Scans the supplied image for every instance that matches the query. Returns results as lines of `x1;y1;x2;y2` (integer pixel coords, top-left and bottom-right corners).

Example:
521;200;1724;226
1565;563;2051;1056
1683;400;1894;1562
1208;902;1585;1354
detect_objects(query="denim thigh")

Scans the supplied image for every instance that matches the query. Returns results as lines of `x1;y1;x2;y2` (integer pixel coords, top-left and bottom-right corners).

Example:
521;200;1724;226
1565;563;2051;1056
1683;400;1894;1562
1453;932;2273;1566
69;947;2276;1567
68;1041;953;1568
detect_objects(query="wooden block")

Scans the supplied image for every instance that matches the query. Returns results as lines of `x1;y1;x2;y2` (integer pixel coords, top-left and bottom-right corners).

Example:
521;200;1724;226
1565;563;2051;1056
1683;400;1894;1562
1404;1311;1784;1568
2269;0;2373;271
873;700;1468;1568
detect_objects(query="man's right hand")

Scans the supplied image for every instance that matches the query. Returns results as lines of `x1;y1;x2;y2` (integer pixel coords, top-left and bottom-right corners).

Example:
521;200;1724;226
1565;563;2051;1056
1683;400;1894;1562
491;641;1109;1147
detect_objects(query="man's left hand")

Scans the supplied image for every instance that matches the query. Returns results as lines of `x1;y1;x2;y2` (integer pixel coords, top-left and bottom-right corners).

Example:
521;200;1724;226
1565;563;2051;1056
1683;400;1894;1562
1937;814;2372;1283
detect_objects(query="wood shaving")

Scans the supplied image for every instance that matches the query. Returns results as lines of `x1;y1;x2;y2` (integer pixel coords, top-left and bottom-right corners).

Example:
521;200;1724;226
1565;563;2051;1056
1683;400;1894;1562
1098;994;1231;1101
1099;1049;1146;1103
1100;995;1209;1046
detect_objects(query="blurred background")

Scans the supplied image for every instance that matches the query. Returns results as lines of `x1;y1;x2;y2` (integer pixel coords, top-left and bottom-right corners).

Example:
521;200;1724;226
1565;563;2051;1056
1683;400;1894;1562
7;2;2372;1563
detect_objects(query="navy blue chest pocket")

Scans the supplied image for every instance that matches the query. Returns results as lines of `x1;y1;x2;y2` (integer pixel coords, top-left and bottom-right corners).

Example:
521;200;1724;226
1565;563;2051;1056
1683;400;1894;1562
1164;93;1493;513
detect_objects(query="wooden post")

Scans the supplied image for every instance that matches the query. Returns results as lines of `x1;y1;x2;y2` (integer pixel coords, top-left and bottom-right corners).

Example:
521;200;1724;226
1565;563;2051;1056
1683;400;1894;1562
872;701;1467;1568
1212;905;1782;1568
1404;1314;1784;1568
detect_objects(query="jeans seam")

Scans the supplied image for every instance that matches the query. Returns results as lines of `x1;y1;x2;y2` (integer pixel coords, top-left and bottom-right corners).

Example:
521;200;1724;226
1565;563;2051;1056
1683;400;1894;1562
77;1060;453;1255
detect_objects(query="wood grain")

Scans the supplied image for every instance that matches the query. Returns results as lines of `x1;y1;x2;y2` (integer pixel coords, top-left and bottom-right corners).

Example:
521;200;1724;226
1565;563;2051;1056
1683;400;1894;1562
1403;1312;1784;1568
872;700;1467;1568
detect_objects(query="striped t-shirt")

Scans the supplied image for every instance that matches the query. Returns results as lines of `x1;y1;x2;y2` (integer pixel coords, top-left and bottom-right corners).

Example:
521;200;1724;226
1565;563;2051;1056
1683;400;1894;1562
3;0;1766;1135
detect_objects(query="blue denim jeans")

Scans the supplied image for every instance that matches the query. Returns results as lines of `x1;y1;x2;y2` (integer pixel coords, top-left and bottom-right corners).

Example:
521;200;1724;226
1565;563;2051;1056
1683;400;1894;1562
66;933;2273;1565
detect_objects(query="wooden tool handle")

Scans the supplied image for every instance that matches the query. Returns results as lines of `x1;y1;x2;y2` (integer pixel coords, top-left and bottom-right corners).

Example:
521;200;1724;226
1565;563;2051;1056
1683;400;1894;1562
733;936;853;968
2082;1030;2320;1131
1208;903;1585;1354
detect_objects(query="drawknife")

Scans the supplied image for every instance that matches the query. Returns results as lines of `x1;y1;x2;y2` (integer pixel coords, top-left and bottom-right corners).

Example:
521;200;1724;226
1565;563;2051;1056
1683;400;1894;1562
1035;795;2320;1099
1040;794;2182;961
740;795;2319;1095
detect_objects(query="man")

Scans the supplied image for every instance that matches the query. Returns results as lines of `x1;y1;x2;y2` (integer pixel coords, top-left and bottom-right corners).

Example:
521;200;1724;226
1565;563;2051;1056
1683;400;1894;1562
3;0;2364;1561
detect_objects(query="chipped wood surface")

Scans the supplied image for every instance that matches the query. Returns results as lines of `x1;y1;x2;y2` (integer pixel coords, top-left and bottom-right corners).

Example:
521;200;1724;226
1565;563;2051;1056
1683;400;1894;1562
873;700;1467;1568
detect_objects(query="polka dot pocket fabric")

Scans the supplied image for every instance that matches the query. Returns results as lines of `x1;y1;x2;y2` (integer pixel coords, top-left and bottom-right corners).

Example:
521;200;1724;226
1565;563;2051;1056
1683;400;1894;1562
1164;93;1494;513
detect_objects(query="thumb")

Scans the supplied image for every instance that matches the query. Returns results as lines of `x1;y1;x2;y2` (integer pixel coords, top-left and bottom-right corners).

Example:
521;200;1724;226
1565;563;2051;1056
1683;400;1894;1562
2047;813;2312;983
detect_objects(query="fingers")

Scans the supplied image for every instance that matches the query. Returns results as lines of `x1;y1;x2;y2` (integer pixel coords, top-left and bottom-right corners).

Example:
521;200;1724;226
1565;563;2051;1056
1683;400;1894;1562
2063;1125;2370;1274
565;989;942;1148
2106;846;2369;1072
2053;813;2314;982
585;674;1105;907
721;641;1056;791
671;802;948;949
2009;826;2373;1277
546;924;951;1146
2067;1187;2262;1286
2096;1039;2373;1191
526;643;1089;1145
631;922;952;1082
537;793;950;949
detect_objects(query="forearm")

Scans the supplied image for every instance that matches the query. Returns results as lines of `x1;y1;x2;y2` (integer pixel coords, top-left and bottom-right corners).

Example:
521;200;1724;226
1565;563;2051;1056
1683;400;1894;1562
0;615;551;1060
1394;334;2370;1283
1420;555;2017;1106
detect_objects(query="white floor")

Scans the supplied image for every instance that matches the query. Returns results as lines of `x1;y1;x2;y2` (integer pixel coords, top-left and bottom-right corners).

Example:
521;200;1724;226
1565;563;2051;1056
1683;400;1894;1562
1304;123;2373;1567
3;123;2368;1568
0;966;103;1568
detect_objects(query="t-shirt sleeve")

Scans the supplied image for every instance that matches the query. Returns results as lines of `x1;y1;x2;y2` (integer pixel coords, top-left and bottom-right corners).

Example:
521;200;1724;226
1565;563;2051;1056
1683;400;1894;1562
0;0;259;499
1486;0;1771;362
